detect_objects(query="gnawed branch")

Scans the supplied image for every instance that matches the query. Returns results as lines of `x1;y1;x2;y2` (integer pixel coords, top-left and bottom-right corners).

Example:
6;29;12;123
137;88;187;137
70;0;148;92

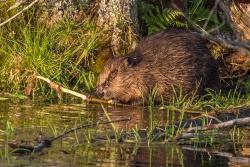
36;76;87;100
36;75;131;106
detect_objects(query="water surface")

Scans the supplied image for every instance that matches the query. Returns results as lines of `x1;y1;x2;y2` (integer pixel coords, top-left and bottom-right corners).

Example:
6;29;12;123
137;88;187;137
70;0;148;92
0;100;250;166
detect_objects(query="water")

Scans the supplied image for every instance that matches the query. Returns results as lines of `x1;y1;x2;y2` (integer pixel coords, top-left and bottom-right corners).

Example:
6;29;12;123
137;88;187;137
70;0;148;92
0;100;250;166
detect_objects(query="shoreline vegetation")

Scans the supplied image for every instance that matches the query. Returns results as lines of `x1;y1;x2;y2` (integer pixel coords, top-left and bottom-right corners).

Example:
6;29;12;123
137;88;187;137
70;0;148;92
0;0;249;102
0;0;250;121
0;1;249;106
3;74;250;156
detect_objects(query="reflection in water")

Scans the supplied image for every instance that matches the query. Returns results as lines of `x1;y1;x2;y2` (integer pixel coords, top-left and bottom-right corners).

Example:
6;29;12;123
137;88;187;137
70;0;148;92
0;101;250;166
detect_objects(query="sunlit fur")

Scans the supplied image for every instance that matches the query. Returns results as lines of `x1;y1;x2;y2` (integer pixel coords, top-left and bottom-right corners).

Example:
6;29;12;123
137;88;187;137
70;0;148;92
96;29;219;105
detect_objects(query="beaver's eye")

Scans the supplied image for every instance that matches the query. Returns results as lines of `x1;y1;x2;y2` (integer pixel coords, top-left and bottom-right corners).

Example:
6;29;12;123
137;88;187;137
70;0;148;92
127;53;142;67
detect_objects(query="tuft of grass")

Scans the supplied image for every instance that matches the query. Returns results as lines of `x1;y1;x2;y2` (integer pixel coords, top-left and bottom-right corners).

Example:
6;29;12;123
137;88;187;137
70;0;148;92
147;86;158;107
0;8;107;98
0;121;14;159
158;84;250;113
204;88;249;110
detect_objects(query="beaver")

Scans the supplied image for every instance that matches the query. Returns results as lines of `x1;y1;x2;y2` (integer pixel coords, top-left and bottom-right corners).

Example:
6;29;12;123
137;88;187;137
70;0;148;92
96;29;220;105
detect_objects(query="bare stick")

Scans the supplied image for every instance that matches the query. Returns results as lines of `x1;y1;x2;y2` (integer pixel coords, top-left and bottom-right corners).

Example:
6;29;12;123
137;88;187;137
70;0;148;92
171;117;250;140
0;0;39;27
36;75;131;106
161;115;250;141
186;117;250;133
36;76;87;100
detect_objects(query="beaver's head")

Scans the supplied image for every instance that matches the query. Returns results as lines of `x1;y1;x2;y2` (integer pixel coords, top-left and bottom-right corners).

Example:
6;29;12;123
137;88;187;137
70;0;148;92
96;51;145;104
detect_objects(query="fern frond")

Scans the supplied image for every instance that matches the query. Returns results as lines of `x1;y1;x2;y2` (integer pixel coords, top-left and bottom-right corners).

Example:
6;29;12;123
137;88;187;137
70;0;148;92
140;2;188;34
140;0;222;34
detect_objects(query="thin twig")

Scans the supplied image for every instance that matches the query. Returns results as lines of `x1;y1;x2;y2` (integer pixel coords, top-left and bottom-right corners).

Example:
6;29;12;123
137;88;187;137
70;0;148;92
202;0;220;31
0;0;39;27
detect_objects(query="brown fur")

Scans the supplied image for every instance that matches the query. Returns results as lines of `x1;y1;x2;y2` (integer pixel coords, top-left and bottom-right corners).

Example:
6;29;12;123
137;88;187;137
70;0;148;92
96;29;220;105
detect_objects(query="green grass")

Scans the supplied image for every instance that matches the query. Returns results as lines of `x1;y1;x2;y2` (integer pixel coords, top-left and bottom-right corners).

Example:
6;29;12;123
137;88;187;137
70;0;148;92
0;121;14;159
0;8;107;98
140;85;250;143
0;1;250;110
157;86;250;113
0;3;249;166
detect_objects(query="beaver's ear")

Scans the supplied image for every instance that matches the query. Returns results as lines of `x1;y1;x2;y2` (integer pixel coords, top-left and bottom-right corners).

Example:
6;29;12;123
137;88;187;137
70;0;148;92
127;51;143;67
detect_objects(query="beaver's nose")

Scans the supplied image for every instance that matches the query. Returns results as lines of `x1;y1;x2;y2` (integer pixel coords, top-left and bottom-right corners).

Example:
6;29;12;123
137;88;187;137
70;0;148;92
96;87;107;97
96;87;103;96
